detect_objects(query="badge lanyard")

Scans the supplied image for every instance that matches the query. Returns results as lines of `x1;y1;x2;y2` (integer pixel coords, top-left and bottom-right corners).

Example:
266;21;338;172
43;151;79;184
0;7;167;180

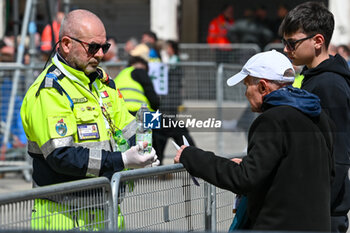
94;83;129;152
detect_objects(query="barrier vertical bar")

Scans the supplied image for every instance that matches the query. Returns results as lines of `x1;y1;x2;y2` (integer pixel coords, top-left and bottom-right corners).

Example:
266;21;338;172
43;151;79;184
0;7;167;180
111;173;121;231
107;184;116;230
216;63;224;155
204;182;211;231
211;184;217;232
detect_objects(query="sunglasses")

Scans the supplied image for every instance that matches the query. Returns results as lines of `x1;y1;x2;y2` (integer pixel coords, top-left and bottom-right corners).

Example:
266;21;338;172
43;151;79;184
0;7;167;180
282;34;316;51
67;36;111;55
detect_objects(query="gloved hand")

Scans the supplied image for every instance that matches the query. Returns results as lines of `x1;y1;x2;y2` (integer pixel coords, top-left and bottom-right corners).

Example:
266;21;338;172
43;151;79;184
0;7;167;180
122;142;160;169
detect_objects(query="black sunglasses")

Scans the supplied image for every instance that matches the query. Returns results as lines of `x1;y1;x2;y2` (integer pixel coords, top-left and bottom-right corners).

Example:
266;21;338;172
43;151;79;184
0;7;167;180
67;36;111;55
282;34;316;51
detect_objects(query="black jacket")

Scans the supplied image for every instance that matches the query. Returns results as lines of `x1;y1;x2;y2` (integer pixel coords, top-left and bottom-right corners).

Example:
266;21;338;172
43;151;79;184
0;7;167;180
302;54;350;214
180;87;334;231
131;69;160;113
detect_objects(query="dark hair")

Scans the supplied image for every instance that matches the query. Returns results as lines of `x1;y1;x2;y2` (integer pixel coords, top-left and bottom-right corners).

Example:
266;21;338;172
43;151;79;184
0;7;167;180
279;1;334;48
166;40;179;55
338;44;350;55
143;31;158;41
127;56;149;72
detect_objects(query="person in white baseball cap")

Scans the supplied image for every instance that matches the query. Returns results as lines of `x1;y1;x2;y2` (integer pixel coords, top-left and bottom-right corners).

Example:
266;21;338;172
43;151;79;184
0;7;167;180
227;49;295;87
174;48;335;231
227;50;296;112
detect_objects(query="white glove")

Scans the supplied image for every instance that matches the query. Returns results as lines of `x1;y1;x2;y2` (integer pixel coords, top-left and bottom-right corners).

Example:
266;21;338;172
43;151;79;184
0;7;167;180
122;143;159;169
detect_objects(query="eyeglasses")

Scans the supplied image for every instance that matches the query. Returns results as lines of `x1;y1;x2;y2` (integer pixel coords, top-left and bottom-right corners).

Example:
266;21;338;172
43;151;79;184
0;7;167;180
67;36;111;55
282;34;316;51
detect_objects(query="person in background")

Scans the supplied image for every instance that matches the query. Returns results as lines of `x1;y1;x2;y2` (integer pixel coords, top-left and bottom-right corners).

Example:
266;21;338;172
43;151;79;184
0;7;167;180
124;37;139;57
40;11;65;58
115;55;160;116
0;36;15;62
291;64;304;88
227;8;256;44
153;40;195;165
270;4;289;42
207;4;235;64
165;40;180;64
280;2;350;232
141;31;161;62
102;37;119;63
252;5;273;49
174;50;334;231
336;44;350;68
207;4;235;45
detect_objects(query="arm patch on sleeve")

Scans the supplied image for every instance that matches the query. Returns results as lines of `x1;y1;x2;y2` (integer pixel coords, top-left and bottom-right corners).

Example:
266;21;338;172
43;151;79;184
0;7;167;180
48;114;76;138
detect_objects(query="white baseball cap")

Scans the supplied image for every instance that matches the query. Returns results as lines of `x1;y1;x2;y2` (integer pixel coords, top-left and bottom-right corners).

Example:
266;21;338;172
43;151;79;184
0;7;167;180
227;50;295;86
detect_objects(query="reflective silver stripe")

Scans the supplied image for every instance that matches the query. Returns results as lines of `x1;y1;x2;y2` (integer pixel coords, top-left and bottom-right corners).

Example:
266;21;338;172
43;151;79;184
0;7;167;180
124;99;146;104
86;149;102;177
119;87;144;95
122;119;137;140
38;138;111;158
73;140;111;152
28;140;42;154
52;68;62;77
41;136;74;158
124;99;147;104
44;77;53;87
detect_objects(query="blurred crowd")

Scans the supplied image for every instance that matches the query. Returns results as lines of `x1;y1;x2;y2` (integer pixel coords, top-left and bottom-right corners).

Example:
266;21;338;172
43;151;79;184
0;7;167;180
1;5;350;67
206;3;350;67
0;10;179;65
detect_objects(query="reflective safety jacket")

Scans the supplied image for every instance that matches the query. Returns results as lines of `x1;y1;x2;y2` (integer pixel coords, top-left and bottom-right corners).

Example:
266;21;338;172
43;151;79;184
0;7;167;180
40;21;60;52
114;66;154;113
207;14;234;45
21;54;136;186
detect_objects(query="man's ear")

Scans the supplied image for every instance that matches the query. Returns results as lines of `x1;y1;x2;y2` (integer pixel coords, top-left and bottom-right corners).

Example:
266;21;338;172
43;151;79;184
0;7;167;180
258;79;269;95
314;34;325;50
60;36;72;54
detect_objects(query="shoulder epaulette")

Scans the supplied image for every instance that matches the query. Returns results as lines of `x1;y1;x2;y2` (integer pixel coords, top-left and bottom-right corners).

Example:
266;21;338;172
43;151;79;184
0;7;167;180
36;65;65;97
96;67;116;90
35;65;74;110
106;78;116;90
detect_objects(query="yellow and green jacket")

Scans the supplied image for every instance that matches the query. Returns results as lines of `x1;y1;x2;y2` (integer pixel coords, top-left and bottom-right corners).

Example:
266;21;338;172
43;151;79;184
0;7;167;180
114;66;157;113
21;54;136;186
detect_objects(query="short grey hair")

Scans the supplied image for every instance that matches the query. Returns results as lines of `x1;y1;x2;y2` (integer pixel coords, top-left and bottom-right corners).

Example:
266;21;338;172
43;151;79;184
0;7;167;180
250;76;293;87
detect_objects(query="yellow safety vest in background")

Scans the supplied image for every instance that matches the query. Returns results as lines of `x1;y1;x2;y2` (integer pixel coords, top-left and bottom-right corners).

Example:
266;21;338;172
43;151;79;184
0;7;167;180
115;66;154;112
292;74;304;89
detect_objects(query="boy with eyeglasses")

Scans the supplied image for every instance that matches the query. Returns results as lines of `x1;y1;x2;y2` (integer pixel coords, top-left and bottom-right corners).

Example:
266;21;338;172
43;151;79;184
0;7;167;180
279;2;350;233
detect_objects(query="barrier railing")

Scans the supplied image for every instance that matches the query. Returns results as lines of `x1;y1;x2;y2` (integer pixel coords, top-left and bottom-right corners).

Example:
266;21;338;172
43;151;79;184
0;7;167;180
0;161;243;231
111;163;237;232
179;43;261;64
111;164;208;231
0;177;114;230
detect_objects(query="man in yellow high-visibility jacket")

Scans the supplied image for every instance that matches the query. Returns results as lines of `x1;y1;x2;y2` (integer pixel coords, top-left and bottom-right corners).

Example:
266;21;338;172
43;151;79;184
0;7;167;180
114;56;160;115
21;9;159;230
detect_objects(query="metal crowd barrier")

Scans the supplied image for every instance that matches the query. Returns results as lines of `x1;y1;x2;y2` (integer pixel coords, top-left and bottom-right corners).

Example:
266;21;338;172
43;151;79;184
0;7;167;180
179;43;261;64
0;63;42;181
111;163;237;232
0;161;243;231
0;177;114;230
